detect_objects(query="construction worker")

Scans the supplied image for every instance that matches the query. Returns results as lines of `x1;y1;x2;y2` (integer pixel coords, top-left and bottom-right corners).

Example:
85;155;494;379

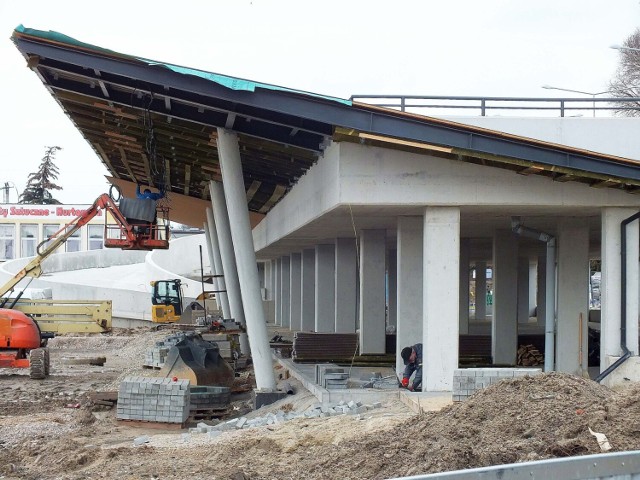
400;343;423;391
136;184;164;201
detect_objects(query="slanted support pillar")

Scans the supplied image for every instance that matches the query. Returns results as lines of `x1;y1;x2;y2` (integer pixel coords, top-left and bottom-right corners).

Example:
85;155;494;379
359;229;387;354
205;208;230;319
492;230;518;365
423;207;460;391
335;238;357;333
210;181;246;329
216;129;275;390
301;248;316;331
396;216;423;377
315;244;336;332
290;252;302;331
557;218;589;374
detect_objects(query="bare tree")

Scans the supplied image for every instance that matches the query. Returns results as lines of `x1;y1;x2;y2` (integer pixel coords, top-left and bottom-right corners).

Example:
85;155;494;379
19;146;63;204
609;28;640;116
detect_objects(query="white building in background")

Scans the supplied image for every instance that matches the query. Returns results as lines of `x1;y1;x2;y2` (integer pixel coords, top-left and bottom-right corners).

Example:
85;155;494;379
0;203;116;260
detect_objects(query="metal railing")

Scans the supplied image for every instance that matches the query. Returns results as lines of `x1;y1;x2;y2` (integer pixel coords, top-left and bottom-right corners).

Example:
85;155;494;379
349;95;640;117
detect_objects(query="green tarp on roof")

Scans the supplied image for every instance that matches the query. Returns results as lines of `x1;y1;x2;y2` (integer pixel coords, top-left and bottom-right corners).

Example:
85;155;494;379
14;25;351;106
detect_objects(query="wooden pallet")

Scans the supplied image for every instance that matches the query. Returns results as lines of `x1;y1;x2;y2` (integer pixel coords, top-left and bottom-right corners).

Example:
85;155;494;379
142;364;162;370
116;419;185;430
188;408;227;421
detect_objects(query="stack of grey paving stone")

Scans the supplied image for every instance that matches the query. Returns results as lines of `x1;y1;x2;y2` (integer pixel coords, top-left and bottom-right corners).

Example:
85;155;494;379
189;386;231;413
117;376;190;424
453;367;542;401
186;400;383;439
143;333;187;368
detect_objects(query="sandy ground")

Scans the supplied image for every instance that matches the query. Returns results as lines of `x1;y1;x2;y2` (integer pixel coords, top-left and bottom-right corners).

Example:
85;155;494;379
1;328;640;480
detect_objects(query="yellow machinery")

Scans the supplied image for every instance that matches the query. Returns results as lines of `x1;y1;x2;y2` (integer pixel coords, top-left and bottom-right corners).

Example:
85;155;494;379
150;279;183;323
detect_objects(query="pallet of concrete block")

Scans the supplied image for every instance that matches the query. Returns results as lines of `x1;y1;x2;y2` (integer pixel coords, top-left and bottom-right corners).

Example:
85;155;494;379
292;332;358;362
143;333;187;368
188;385;231;419
116;376;190;425
315;364;349;390
200;333;241;360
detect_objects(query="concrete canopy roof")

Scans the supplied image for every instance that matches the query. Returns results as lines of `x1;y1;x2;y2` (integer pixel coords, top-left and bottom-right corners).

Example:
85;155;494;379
11;26;640;228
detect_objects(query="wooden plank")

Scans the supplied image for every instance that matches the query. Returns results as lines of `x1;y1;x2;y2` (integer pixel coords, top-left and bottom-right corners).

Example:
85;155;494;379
518;166;544;176
117;146;138;182
140;153;153;186
184;164;191;196
93;143;120;179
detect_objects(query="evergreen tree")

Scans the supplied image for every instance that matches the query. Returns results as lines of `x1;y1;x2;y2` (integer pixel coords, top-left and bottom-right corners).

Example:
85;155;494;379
20;146;63;204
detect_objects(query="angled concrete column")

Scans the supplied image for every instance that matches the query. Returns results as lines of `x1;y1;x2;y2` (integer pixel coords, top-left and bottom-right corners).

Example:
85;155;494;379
315;244;336;332
396;216;423;376
492;230;518;365
335;238;357;333
301;248;316;331
280;256;291;329
423;207;460;391
387;249;397;328
210;181;245;328
602;208;640;377
459;239;470;334
475;261;487;323
359;229;387;354
290;252;302;331
205;208;230;318
537;254;547;328
517;257;530;324
557;219;589;374
216;129;275;390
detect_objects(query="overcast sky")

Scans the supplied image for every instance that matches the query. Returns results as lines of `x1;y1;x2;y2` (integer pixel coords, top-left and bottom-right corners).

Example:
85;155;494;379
1;0;639;204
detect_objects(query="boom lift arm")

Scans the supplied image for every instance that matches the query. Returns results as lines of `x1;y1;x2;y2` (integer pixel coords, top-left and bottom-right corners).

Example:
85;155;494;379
0;193;169;301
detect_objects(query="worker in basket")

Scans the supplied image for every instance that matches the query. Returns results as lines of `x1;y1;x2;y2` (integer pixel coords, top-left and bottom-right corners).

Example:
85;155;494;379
400;343;423;391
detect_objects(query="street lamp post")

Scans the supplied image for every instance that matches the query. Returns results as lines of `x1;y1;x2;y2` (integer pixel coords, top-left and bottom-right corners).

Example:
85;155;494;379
610;44;640;53
541;85;611;117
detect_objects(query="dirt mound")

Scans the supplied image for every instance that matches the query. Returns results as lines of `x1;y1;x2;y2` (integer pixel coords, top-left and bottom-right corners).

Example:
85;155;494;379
300;373;640;479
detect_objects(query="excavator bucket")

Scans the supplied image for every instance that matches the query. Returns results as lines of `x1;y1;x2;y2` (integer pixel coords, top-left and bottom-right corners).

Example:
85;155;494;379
160;335;234;387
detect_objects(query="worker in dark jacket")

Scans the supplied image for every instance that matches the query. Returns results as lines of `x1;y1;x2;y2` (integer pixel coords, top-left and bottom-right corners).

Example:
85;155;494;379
136;184;164;201
400;343;423;391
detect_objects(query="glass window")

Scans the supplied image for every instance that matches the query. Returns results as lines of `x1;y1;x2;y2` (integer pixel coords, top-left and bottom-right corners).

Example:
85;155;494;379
88;224;104;250
43;224;60;250
65;228;81;253
0;224;15;260
20;224;38;258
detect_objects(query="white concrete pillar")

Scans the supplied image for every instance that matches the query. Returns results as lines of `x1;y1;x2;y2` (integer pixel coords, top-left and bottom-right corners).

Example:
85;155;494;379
537;254;547;327
602;208;640;371
492;230;518;365
359;230;386;354
529;261;537;317
315;244;336;333
290;252;302;331
335;238;357;333
423;207;460;391
459;239;470;334
517;256;530;324
396;217;423;377
301;248;316;331
387;249;398;328
209;181;245;327
557;219;590;374
216;129;275;390
205;208;230;318
475;261;487;322
274;257;282;326
281;255;291;329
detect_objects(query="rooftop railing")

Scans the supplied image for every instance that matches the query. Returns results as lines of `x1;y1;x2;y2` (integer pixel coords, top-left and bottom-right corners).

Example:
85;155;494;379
349;95;640;117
